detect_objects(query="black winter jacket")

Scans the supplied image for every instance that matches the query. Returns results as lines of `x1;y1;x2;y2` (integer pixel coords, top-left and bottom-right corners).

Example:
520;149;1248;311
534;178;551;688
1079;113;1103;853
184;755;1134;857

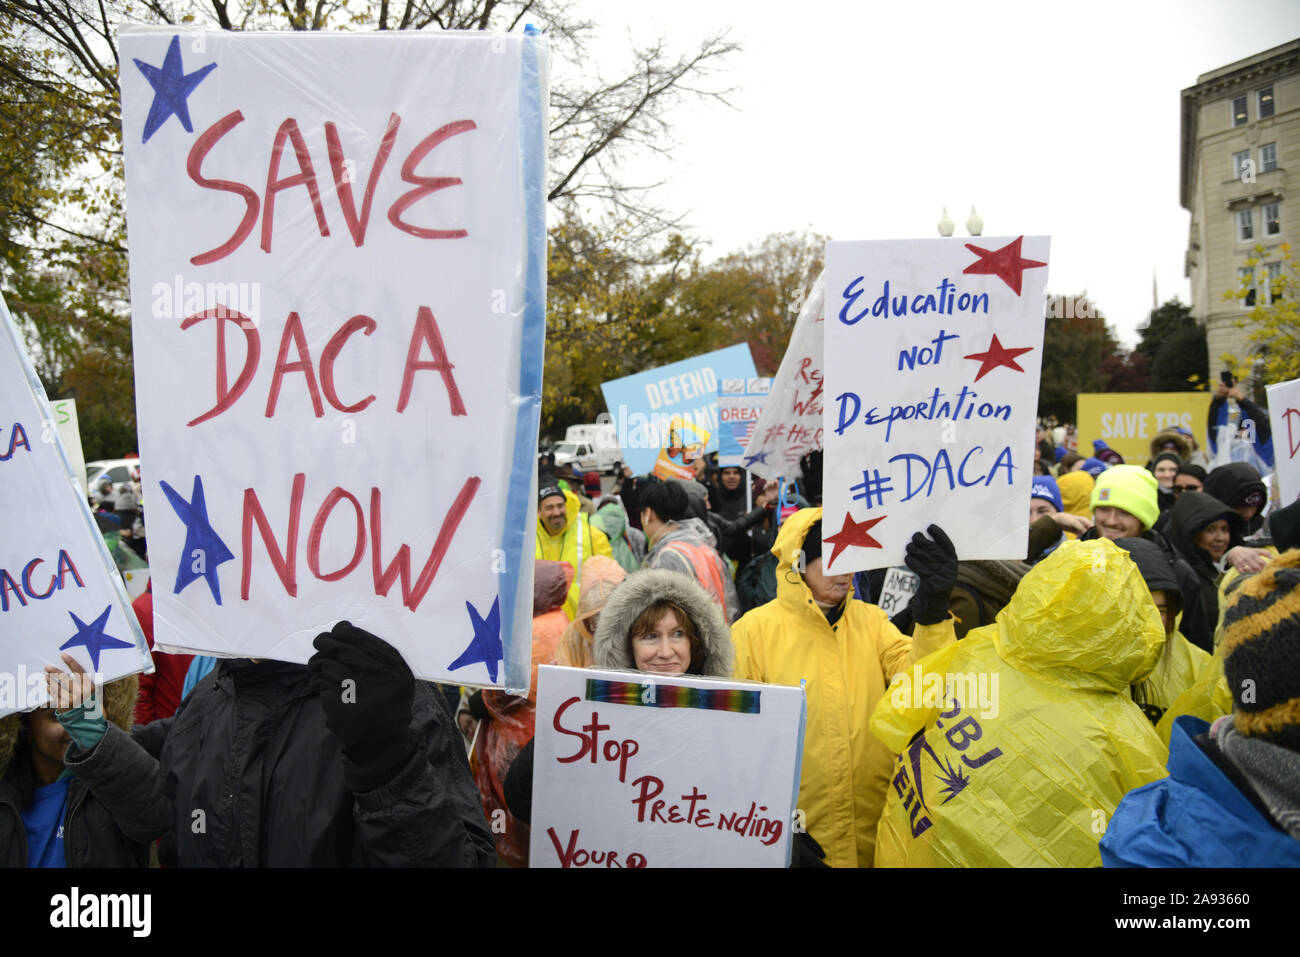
1164;492;1247;633
0;723;170;867
134;659;495;867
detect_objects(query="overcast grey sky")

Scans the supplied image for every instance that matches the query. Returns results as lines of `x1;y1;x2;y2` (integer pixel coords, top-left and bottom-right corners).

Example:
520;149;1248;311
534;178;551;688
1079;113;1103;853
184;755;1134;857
576;0;1300;347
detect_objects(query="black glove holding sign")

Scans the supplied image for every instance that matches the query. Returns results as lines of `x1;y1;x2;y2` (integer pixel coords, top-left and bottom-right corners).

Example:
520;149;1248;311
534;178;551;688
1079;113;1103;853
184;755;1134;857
904;524;958;626
308;621;417;793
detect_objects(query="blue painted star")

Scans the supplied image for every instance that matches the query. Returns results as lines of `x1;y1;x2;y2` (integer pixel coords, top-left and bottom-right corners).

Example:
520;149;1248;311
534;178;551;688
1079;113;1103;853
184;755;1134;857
160;475;234;605
133;35;217;143
449;597;503;682
61;606;133;671
744;451;769;467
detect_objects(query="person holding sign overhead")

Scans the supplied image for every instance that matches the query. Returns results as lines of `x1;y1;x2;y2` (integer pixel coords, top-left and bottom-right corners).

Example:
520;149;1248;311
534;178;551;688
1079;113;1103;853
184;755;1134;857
731;507;958;867
1;658;168;867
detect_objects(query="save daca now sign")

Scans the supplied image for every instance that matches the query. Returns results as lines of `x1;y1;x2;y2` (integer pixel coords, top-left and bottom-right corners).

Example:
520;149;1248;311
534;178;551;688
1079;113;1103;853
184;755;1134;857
120;28;546;689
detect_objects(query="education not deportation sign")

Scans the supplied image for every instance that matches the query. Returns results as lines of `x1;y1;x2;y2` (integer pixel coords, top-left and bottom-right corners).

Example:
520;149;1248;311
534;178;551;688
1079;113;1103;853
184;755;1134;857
823;236;1050;571
1;300;151;718
120;28;547;690
530;665;806;867
600;344;757;477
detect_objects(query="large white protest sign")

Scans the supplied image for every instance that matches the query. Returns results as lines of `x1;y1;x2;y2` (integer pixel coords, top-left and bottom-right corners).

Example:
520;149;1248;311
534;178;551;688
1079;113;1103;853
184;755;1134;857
742;270;825;481
823;237;1050;571
530;665;806;867
120;28;547;689
0;301;151;718
1267;376;1300;506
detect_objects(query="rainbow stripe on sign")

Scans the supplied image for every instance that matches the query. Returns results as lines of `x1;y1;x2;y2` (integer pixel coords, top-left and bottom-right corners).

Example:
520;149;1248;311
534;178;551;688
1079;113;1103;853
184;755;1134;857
585;679;761;714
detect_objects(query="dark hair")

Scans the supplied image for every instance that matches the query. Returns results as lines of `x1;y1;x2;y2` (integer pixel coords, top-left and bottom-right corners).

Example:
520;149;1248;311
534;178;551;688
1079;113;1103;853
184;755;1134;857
626;600;705;675
639;480;689;524
1059;451;1084;472
1175;463;1207;483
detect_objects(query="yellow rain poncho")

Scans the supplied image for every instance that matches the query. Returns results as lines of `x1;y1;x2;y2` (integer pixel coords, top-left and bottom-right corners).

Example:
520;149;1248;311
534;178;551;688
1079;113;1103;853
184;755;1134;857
1134;629;1213;723
1154;658;1232;746
871;538;1169;867
535;487;612;618
731;507;955;868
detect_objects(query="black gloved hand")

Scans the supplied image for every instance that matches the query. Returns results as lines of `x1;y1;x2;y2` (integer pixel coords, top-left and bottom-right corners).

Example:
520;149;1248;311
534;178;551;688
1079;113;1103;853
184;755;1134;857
308;620;416;793
904;524;958;626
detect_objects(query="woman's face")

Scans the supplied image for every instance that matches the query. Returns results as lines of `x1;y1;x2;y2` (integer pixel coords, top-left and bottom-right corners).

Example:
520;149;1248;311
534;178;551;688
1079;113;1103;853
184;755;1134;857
631;609;692;675
1153;460;1178;489
1194;519;1231;561
720;468;743;490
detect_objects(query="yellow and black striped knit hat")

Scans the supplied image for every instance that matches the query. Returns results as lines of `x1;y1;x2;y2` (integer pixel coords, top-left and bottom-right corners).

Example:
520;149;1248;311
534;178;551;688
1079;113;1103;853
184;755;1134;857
1221;548;1300;752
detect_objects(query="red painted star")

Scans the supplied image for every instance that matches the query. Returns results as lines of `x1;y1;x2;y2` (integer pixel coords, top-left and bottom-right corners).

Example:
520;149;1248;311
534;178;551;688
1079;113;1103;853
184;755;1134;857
962;236;1046;295
823;512;886;569
963;334;1034;382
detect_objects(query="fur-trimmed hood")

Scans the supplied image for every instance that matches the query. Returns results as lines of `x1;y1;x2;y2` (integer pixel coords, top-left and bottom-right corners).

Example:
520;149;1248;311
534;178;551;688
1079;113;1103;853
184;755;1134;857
592;568;733;677
0;674;138;778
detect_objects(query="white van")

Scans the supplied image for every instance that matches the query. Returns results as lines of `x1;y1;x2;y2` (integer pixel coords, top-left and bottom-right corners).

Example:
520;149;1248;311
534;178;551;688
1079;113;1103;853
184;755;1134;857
554;424;621;473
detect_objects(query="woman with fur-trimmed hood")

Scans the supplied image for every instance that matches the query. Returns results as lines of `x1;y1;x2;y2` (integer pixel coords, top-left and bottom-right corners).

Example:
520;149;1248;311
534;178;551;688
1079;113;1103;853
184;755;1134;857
593;568;733;677
500;568;732;829
0;665;168;867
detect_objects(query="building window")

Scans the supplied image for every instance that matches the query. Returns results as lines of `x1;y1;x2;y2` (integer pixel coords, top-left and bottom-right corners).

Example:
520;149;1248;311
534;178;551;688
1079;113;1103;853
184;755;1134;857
1237;208;1254;241
1258;86;1274;119
1233;149;1252;178
1260;142;1277;172
1239;267;1256;308
1232;94;1248;126
1265;262;1282;304
1264;202;1280;236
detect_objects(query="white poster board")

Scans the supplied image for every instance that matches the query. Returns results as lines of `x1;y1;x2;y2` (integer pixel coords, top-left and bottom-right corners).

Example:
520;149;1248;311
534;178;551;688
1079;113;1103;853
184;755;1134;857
875;565;919;618
1267;376;1300;506
120;28;547;689
0;301;151;718
49;399;88;499
530;665;806;867
823;237;1050;571
742;270;825;481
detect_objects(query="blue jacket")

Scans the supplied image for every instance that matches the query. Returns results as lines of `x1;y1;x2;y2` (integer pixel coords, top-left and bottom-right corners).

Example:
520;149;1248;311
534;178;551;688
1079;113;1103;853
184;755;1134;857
1100;715;1300;867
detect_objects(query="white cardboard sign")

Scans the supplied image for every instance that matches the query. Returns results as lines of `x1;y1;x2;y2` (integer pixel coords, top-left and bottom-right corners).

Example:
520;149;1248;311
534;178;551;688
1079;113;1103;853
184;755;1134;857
120;28;547;688
1267;376;1300;506
49;399;88;499
823;237;1050;571
0;302;151;718
742;270;825;481
530;665;806;867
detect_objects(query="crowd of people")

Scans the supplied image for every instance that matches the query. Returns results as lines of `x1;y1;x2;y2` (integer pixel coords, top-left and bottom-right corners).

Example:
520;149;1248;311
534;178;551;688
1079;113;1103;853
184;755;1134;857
5;402;1297;868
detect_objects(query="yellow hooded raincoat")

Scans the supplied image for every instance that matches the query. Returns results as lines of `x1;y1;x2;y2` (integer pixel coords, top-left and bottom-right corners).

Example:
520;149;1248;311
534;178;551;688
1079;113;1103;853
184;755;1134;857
871;538;1169;867
730;507;955;868
535;488;613;619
